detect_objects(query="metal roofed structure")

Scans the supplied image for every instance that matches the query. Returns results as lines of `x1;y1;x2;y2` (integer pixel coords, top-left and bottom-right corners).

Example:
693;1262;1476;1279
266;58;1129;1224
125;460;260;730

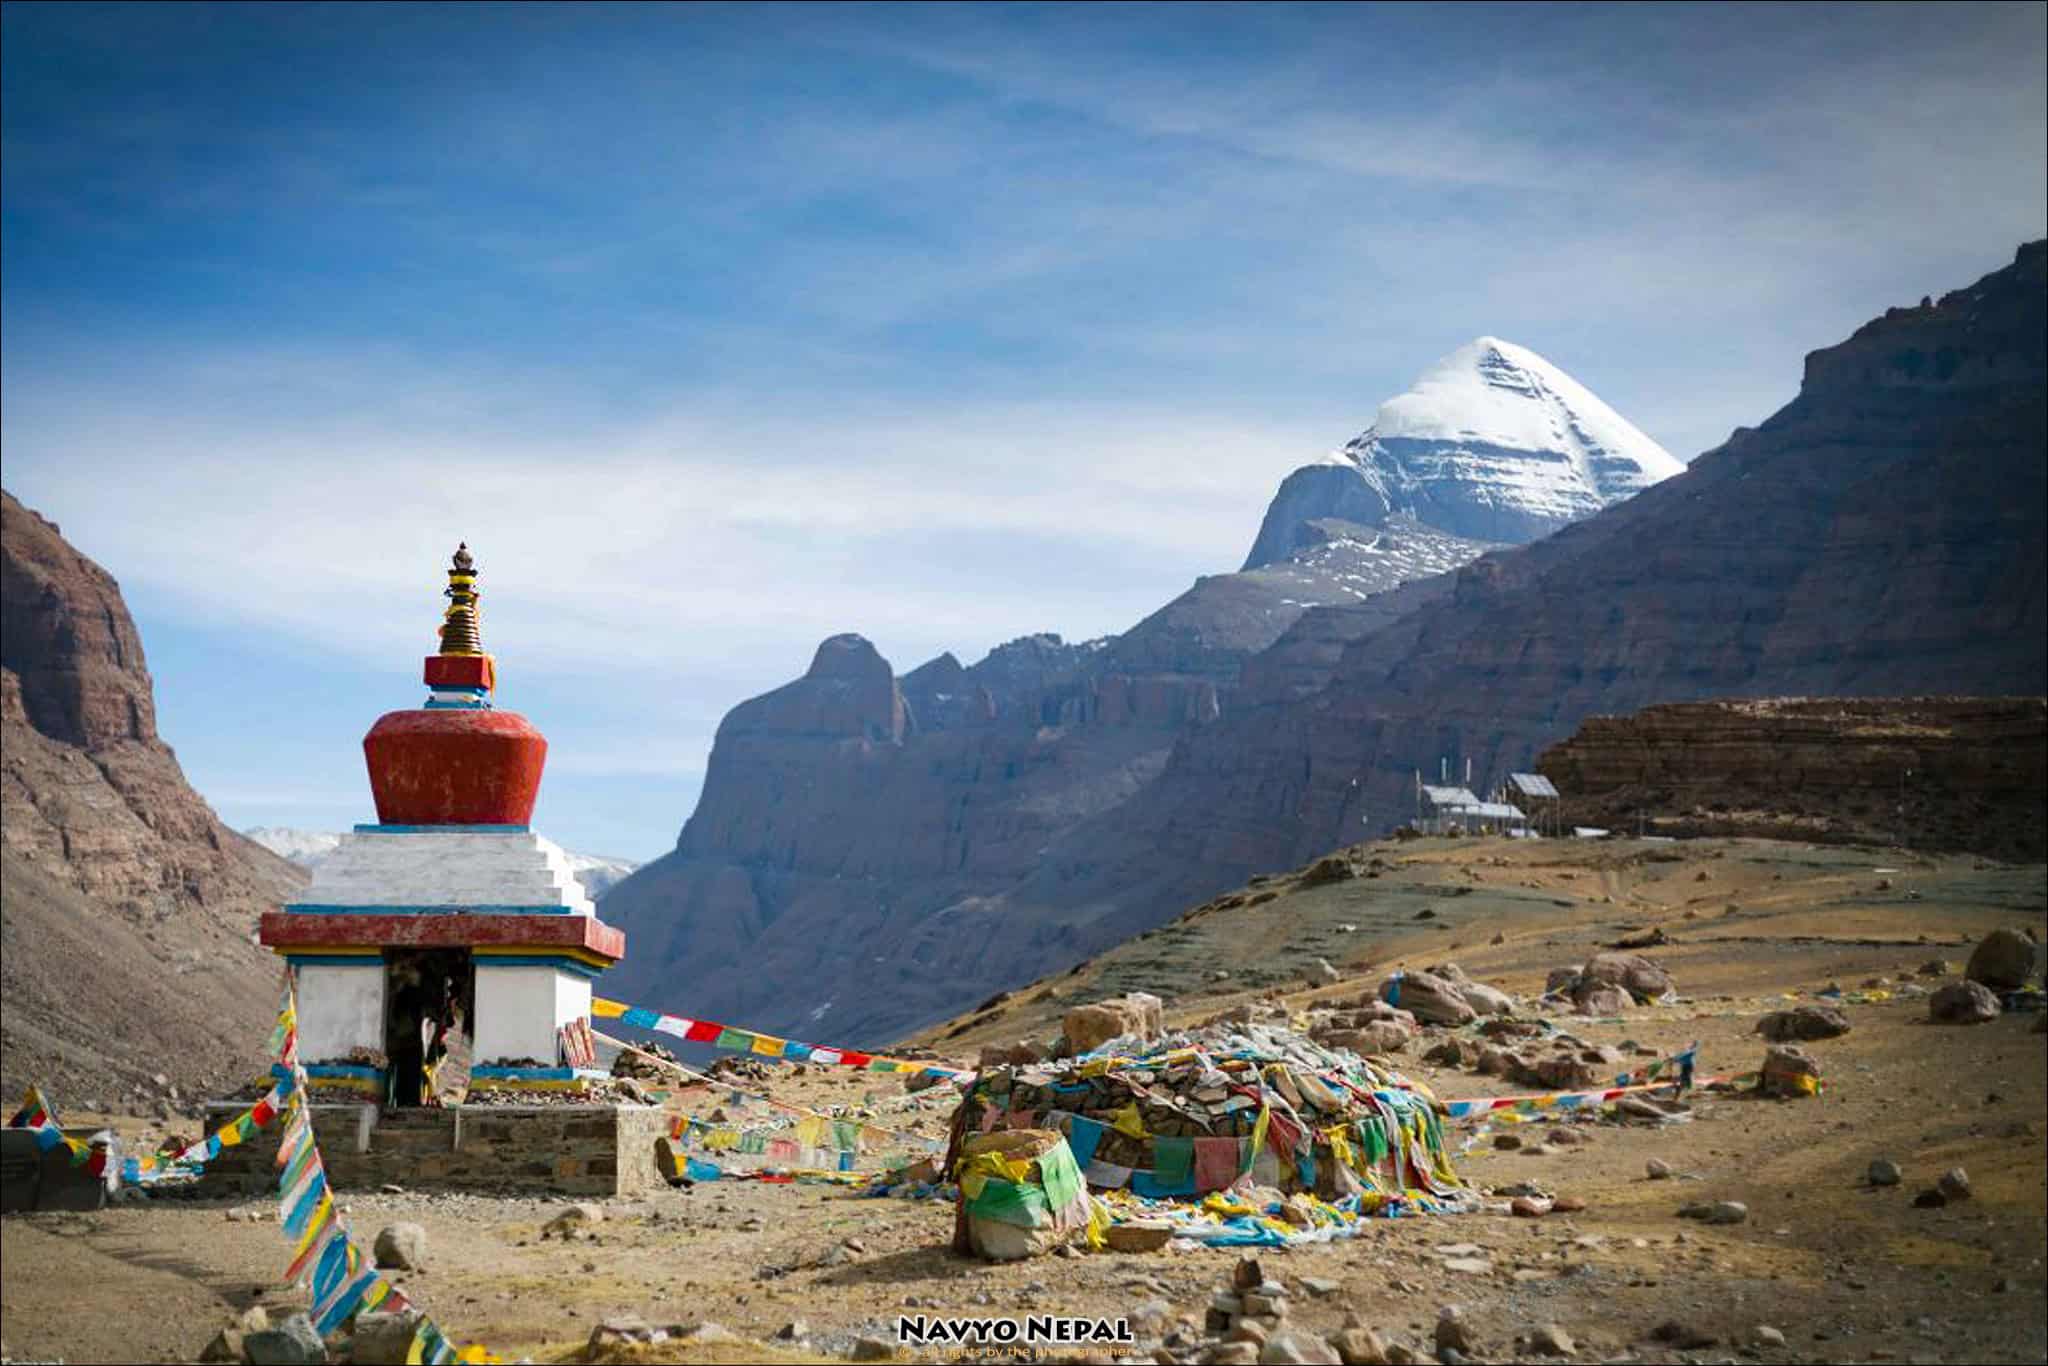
1509;772;1559;799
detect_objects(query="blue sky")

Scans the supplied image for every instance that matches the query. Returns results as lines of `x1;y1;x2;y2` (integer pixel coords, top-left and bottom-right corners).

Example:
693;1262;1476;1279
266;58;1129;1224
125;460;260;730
5;2;2044;862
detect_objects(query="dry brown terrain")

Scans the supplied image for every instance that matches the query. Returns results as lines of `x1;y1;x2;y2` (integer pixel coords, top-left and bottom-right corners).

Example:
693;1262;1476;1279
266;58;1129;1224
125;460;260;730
3;837;2044;1365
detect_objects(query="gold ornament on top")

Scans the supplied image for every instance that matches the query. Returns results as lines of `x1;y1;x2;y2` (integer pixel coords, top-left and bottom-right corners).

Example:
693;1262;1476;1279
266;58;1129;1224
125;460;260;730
438;542;484;655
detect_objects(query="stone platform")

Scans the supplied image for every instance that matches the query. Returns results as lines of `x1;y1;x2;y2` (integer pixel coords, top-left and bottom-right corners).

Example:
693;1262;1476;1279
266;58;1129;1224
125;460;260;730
198;1101;669;1197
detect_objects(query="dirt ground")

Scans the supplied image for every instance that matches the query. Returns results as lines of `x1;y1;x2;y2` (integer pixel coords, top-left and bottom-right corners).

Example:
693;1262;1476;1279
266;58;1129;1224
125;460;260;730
3;838;2044;1365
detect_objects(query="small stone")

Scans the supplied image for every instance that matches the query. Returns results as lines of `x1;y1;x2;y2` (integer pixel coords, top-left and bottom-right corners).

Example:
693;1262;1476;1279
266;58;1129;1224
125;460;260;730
372;1221;426;1271
1298;1276;1342;1298
775;1320;808;1340
1868;1158;1902;1188
1510;1196;1553;1218
1527;1324;1574;1356
1551;1196;1586;1213
543;1203;604;1237
1243;1289;1290;1317
1703;1201;1748;1225
1754;1325;1786;1347
244;1313;328;1365
1494;1133;1523;1151
1234;1256;1268;1291
1645;1158;1674;1179
1937;1167;1971;1201
1203;1345;1261;1366
1442;1257;1491;1274
1651;1320;1717;1350
1259;1331;1341;1365
1383;1345;1421;1366
1333;1327;1389;1366
1434;1306;1475;1354
1229;1321;1272;1347
1107;1221;1176;1253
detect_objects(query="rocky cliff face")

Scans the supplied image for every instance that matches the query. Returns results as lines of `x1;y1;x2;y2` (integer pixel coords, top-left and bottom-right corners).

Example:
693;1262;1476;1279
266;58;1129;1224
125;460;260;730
1534;697;2047;861
1012;241;2047;925
1;490;304;1105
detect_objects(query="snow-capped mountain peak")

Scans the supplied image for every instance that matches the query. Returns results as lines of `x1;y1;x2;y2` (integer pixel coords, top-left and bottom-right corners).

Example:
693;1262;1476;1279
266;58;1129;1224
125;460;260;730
1244;338;1683;566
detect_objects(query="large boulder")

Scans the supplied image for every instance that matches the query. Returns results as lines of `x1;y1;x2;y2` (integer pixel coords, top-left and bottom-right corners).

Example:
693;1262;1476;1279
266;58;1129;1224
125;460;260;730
243;1314;328;1365
1531;1054;1598;1089
1459;981;1516;1015
1062;992;1164;1053
1575;984;1634;1016
1579;952;1674;1003
1320;1022;1412;1055
351;1310;427;1366
1929;980;2002;1025
1965;929;2042;992
1378;970;1476;1026
1756;1005;1851;1041
372;1221;426;1271
1758;1045;1822;1098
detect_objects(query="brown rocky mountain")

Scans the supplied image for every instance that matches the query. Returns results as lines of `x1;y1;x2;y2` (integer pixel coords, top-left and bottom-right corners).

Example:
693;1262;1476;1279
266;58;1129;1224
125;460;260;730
1;490;305;1109
1538;696;2047;860
605;241;2046;1048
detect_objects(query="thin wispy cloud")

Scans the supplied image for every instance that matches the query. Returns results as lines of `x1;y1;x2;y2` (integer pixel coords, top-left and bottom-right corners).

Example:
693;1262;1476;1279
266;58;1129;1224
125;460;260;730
3;1;2041;857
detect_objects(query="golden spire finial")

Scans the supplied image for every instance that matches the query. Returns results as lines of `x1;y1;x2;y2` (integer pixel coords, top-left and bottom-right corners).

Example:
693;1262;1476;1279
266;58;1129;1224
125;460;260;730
438;541;483;655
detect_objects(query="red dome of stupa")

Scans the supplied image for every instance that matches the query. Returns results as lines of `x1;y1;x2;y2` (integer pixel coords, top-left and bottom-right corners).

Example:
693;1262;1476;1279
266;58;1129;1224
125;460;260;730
361;543;548;826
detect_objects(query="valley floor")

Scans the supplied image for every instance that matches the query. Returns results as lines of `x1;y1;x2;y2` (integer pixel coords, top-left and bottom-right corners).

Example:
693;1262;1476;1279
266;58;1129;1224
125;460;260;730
3;838;2044;1365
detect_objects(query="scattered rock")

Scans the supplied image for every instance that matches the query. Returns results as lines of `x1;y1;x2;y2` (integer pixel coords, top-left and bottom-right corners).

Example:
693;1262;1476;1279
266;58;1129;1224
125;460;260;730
1332;1327;1389;1366
1756;1005;1851;1041
1965;928;2042;991
1577;951;1673;1003
371;1222;426;1271
1574;985;1633;1017
1203;1344;1261;1365
243;1313;328;1365
1646;1158;1674;1180
1106;1221;1176;1253
1937;1167;1972;1201
350;1310;426;1366
543;1203;604;1238
1868;1158;1902;1188
1755;1325;1787;1347
1297;1276;1342;1298
1650;1320;1718;1349
1930;979;2003;1024
1527;1324;1575;1356
1758;1044;1822;1099
1434;1307;1475;1355
775;1320;809;1340
1378;970;1476;1026
1064;992;1165;1052
1677;1201;1747;1225
1259;1332;1341;1365
1234;1256;1268;1291
851;1337;898;1361
1494;1133;1523;1152
1510;1196;1553;1218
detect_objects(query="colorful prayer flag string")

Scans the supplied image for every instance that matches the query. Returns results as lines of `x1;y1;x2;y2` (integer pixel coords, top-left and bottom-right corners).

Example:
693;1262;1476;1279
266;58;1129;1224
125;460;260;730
591;997;973;1082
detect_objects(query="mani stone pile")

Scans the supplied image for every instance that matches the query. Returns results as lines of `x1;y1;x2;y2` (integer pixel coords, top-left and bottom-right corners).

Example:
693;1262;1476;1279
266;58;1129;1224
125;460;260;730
954;1021;1462;1204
